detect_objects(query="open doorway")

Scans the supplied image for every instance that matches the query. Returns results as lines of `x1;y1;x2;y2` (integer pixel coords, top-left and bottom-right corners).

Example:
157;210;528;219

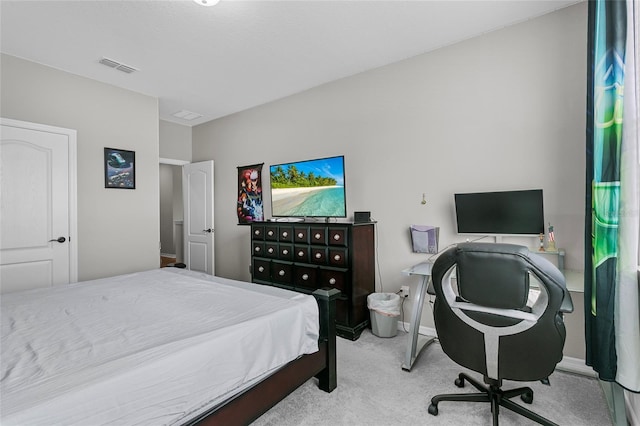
159;163;184;267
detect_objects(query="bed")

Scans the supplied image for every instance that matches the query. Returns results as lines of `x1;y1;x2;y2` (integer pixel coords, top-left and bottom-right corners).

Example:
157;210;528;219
1;268;339;425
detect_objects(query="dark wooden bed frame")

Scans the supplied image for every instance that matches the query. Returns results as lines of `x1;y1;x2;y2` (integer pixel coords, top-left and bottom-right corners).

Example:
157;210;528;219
188;287;341;426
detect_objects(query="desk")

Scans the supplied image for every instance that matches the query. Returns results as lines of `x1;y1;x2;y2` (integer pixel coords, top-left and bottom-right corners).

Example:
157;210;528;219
401;261;437;371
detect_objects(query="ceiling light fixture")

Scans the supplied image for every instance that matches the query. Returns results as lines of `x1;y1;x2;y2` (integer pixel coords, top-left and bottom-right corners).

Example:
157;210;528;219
193;0;220;6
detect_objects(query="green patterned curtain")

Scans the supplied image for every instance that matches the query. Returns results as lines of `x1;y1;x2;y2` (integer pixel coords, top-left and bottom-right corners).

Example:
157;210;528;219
585;0;640;392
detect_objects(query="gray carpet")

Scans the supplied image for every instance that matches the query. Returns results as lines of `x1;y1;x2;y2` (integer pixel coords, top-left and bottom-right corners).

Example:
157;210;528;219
252;330;612;425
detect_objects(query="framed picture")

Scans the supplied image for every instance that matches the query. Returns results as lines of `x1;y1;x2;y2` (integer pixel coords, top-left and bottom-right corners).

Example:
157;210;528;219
237;163;264;224
104;148;136;189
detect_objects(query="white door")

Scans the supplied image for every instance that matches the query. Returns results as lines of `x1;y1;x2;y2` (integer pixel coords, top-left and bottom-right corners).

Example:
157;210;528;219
183;161;214;274
0;119;77;293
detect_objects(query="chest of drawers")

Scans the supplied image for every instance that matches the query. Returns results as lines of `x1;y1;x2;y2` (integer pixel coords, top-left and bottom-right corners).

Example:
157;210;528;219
250;221;375;340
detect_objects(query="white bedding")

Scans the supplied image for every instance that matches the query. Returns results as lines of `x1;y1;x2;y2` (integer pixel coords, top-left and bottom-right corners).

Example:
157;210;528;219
1;268;319;425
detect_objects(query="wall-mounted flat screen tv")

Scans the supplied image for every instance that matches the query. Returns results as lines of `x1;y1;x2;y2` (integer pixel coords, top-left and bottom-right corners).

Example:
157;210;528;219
454;189;544;235
270;155;346;218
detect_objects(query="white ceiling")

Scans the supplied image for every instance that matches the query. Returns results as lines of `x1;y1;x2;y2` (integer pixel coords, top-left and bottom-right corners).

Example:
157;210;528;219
1;0;579;126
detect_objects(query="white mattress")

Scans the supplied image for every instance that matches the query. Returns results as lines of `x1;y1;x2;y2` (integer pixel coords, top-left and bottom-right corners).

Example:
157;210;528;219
1;268;319;425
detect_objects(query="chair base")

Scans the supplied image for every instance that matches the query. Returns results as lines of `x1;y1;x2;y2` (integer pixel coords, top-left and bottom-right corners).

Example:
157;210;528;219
428;372;558;426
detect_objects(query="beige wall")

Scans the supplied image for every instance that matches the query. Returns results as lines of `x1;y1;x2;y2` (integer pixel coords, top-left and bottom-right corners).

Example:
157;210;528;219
1;54;160;281
192;3;588;358
160;119;192;161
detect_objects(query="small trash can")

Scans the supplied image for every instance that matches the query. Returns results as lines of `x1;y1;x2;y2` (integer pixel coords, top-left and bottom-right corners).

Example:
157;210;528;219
367;293;401;338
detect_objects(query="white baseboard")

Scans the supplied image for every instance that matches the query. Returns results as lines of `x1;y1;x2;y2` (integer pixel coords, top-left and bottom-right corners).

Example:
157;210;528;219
160;253;176;258
556;356;597;377
397;321;596;378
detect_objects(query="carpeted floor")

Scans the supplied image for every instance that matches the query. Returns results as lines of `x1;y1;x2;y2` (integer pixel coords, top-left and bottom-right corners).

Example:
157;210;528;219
252;329;612;425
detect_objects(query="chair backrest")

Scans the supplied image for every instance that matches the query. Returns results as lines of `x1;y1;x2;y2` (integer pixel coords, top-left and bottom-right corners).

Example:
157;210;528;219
431;242;573;382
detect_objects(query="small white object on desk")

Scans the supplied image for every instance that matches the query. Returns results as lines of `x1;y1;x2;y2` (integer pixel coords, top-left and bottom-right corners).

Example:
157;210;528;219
401;260;437;371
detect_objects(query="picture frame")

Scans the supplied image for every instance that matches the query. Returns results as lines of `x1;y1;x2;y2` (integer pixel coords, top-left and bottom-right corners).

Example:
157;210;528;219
104;147;136;189
237;163;264;224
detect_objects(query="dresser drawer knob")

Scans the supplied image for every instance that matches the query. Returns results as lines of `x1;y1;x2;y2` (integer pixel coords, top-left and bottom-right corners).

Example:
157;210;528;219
314;233;321;239
334;254;341;261
297;232;304;238
282;231;288;238
279;270;286;276
302;274;309;280
258;266;264;272
254;247;261;252
298;251;304;257
315;253;322;259
333;234;341;241
254;230;261;236
268;230;274;236
268;248;274;254
282;249;289;255
329;278;336;285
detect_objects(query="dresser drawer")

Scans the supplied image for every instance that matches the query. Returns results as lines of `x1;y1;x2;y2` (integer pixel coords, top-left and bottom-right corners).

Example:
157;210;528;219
272;261;293;286
278;225;293;242
319;267;346;292
294;265;318;290
293;226;309;244
310;227;327;245
264;242;278;258
279;243;293;260
310;247;327;264
264;225;278;241
252;259;271;281
252;242;265;256
252;225;265;241
328;227;348;247
328;247;348;267
294;245;310;263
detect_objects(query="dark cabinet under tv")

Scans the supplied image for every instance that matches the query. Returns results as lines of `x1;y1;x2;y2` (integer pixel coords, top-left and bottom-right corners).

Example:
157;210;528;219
250;221;375;340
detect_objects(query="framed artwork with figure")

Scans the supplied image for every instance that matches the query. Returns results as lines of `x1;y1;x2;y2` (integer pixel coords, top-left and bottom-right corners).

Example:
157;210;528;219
237;163;264;224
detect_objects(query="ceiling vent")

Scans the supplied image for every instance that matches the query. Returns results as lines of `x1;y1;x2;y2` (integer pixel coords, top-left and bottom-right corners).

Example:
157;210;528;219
172;110;203;121
99;57;138;74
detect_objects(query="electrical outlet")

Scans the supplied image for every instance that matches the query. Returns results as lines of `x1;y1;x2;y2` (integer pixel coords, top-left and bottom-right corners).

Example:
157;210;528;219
400;285;410;298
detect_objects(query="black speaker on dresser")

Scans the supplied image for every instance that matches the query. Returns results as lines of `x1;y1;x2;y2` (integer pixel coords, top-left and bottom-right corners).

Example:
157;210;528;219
354;211;371;223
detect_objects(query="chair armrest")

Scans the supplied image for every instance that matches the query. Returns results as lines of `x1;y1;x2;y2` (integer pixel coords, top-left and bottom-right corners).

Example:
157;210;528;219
529;252;573;314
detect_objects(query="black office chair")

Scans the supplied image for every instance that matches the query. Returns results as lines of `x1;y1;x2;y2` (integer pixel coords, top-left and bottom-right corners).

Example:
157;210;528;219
427;243;573;426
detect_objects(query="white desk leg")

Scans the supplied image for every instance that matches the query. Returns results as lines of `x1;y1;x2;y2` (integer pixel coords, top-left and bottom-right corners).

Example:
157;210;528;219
402;275;436;371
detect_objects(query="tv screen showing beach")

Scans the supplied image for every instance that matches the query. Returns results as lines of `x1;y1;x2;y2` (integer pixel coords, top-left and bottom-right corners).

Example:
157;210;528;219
270;156;346;217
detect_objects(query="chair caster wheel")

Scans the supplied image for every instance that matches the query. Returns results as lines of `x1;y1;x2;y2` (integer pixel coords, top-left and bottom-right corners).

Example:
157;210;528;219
454;377;465;387
428;404;438;416
521;391;534;404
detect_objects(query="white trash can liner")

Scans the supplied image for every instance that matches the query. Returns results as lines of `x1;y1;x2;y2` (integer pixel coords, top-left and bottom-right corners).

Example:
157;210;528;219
367;293;401;317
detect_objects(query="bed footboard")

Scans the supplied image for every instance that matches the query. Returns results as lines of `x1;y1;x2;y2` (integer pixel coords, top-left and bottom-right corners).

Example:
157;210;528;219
313;287;340;392
189;288;340;426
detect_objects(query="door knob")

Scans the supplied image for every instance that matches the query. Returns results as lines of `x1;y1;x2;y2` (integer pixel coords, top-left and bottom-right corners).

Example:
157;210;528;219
203;228;214;233
49;236;66;243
